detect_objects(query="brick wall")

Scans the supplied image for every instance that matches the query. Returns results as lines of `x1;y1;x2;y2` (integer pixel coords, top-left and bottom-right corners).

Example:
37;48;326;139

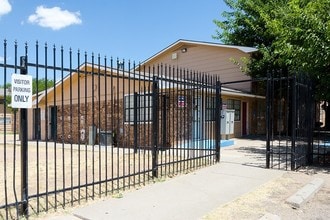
55;92;193;149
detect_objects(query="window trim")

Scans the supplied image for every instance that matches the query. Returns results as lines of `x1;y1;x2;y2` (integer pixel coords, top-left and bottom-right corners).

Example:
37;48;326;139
226;99;241;121
124;93;153;124
205;96;216;122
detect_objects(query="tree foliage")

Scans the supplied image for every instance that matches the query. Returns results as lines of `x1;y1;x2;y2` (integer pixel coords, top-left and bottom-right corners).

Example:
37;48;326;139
32;78;54;94
214;0;330;100
0;83;12;89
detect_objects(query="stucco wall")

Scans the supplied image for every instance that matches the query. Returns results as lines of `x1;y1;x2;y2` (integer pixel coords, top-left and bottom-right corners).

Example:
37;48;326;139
141;44;252;92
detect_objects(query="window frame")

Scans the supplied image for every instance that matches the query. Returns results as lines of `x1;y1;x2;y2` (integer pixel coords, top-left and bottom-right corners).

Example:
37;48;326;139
124;93;153;123
205;96;216;122
226;99;241;121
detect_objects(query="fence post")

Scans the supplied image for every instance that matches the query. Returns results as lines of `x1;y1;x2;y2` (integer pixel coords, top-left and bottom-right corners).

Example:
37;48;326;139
20;56;29;216
215;81;221;162
162;95;167;151
152;76;159;178
133;92;138;154
266;72;271;169
291;75;297;170
307;81;314;165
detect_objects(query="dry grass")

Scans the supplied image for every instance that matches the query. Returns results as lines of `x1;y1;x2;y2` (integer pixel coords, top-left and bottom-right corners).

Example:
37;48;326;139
0;135;214;219
203;168;330;220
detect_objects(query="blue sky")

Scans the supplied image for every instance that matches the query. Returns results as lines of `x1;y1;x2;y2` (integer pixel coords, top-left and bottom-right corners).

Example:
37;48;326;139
0;0;229;63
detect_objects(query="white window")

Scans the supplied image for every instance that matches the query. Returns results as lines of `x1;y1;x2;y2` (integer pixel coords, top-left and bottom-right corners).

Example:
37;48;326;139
226;99;241;121
124;93;152;123
0;117;11;124
205;96;216;121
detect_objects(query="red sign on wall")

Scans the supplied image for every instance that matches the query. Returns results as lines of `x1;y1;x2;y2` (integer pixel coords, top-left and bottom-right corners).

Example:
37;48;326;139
178;96;186;107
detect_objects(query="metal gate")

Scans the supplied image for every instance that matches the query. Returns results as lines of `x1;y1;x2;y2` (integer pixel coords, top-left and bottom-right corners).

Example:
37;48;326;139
223;71;320;171
265;72;314;170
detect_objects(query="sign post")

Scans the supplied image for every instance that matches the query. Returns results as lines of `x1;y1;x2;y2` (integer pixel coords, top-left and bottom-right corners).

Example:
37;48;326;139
13;56;31;217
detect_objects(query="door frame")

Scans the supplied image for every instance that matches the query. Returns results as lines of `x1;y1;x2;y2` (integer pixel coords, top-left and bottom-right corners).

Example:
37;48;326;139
33;108;41;140
49;106;57;140
242;101;248;136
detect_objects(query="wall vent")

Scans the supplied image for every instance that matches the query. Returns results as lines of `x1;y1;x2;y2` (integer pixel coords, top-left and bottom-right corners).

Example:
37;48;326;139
171;53;177;60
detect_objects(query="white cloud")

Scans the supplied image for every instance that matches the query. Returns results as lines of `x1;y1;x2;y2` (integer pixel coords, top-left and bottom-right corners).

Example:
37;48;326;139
0;0;12;17
0;56;4;62
28;6;82;30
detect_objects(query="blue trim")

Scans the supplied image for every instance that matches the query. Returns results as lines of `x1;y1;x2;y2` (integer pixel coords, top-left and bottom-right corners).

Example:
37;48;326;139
179;139;234;149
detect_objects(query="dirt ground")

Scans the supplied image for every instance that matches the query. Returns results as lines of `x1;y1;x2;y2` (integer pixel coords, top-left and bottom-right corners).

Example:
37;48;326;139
203;166;330;220
36;165;330;220
0;134;213;219
202;138;330;220
2;135;330;219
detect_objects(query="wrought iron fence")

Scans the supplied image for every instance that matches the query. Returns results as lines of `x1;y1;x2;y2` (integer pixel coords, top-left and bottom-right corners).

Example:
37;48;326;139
223;71;328;171
0;40;221;219
313;121;330;166
1;39;328;219
265;71;315;170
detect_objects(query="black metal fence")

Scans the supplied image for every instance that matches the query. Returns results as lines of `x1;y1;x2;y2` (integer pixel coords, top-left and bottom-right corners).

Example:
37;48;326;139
0;40;221;219
223;71;329;171
264;71;326;170
313;129;330;166
1;40;329;219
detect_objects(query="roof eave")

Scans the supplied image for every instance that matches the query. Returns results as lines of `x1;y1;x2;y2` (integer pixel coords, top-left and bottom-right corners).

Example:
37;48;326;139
138;39;258;67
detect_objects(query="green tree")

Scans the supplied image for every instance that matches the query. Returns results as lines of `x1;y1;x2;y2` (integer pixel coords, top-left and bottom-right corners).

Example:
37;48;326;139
213;0;288;76
214;0;330;128
262;0;330;99
0;83;12;89
32;78;54;94
0;83;12;111
263;0;330;128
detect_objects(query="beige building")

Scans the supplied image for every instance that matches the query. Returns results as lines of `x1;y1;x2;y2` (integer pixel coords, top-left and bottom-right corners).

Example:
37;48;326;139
28;40;266;145
28;64;149;143
138;39;265;137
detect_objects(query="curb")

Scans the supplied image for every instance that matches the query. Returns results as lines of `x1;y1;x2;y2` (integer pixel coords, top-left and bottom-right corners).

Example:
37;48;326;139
259;213;281;220
286;177;325;208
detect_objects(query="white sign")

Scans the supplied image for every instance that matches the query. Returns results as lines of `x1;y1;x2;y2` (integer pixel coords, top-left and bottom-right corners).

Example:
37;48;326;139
11;74;33;109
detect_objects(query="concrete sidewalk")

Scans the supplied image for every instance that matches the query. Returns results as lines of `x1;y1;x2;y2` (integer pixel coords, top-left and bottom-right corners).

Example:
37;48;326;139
47;139;285;220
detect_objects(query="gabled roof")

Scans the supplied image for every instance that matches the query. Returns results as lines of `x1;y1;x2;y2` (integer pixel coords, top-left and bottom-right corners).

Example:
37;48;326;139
141;39;258;65
32;63;152;106
32;59;264;106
